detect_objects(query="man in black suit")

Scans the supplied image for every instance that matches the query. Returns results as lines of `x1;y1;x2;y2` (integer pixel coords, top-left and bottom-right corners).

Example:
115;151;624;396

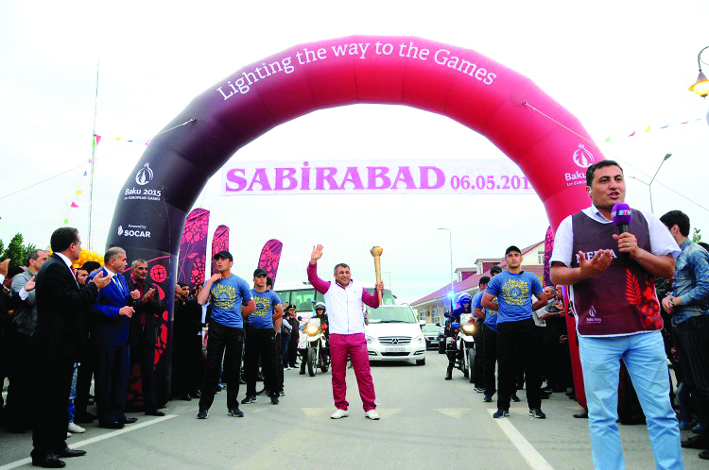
31;227;110;468
126;258;165;416
90;247;135;429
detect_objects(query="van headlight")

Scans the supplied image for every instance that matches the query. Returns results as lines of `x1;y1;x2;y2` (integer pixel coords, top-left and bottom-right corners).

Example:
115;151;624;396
461;323;475;335
366;335;374;344
415;335;425;344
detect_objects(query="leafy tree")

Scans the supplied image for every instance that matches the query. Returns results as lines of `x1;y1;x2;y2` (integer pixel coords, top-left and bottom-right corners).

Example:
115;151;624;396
0;233;39;267
692;227;702;243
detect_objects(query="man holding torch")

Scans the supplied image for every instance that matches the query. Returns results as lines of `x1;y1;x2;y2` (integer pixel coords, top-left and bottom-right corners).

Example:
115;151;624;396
307;244;384;420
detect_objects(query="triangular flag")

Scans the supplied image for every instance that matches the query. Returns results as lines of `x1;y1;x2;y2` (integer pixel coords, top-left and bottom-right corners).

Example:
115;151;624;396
628;131;636;137
660;124;670;129
83;170;88;176
63;218;69;225
604;136;611;142
115;137;121;141
88;159;93;163
95;135;101;145
71;202;79;208
127;139;133;143
76;190;82;195
645;125;651;133
681;121;689;125
144;140;150;146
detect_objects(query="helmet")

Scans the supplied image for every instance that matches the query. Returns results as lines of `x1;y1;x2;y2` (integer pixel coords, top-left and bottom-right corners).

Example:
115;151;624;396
314;302;326;313
456;293;472;305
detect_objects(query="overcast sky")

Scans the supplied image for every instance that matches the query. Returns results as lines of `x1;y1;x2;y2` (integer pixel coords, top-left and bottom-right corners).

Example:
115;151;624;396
1;1;707;303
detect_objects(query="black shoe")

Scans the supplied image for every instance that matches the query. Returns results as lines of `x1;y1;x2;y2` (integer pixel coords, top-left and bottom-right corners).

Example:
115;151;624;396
239;378;247;384
682;436;709;449
192;390;202;399
256;388;268;396
55;448;87;458
699;449;709;460
511;394;520;403
444;370;452;380
31;455;65;468
241;396;257;404
483;395;492;403
573;410;589;419
493;409;509;419
540;391;551;399
180;394;192;401
117;417;138;424
271;396;280;405
279;390;285;397
197;409;209;419
73;412;96;424
529;408;546;419
474;386;485;393
145;409;165;416
98;421;124;429
228;407;244;418
215;385;222;392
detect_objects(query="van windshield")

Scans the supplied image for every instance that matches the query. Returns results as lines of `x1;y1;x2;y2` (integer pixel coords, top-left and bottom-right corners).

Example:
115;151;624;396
368;306;416;324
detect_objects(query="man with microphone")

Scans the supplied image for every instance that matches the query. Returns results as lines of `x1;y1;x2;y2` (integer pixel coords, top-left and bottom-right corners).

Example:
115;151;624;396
550;160;683;469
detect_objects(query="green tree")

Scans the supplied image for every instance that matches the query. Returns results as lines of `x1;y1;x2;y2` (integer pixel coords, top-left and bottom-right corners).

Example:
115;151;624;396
0;233;38;266
692;227;702;243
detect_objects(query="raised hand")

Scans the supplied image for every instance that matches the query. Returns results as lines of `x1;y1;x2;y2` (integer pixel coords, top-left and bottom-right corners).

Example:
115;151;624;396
92;271;111;290
311;244;324;263
578;249;613;277
24;275;36;292
131;289;141;300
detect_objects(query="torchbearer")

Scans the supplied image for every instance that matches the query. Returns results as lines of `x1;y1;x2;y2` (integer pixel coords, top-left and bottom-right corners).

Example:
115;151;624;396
307;244;384;420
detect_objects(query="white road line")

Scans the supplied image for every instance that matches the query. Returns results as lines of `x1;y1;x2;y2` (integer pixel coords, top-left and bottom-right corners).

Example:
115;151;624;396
488;410;554;470
0;415;177;470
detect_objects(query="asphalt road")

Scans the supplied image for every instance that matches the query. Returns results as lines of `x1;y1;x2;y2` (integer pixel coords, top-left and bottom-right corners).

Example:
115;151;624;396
1;351;707;469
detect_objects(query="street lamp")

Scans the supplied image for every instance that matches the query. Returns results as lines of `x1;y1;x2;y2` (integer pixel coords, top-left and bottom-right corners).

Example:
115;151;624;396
629;153;672;213
689;46;709;98
437;227;455;315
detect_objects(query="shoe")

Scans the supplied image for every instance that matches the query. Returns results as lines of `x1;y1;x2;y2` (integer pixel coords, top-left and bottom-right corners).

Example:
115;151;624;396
193;390;202;398
256;388;268;396
681;435;709;449
700;449;709;460
228;407;244;418
540;391;551;400
365;410;380;420
679;420;696;430
180;394;192;401
241;395;257;405
474;386;485;393
573;410;589;419
299;370;305;375
215;385;223;392
331;409;349;419
270;396;280;405
66;432;71;438
145;409;166;416
279;390;285;397
74;412;96;424
55;448;87;458
31;455;66;468
529;408;546;419
511;394;520;403
444;371;452;380
483;395;492;403
117;417;138;424
493;409;509;419
67;422;85;433
239;378;247;384
98;421;124;429
197;409;209;419
693;423;705;434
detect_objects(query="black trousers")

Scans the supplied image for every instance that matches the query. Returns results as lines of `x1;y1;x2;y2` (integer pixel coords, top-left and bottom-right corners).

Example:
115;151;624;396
7;330;33;429
74;339;94;417
674;315;709;438
130;336;158;412
274;332;284;392
94;344;130;423
483;324;498;396
244;325;278;397
472;326;484;388
199;321;243;411
31;357;73;459
497;318;541;411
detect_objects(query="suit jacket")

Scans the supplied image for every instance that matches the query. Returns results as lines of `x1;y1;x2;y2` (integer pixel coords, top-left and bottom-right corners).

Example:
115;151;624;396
126;276;161;347
33;253;99;362
89;268;131;347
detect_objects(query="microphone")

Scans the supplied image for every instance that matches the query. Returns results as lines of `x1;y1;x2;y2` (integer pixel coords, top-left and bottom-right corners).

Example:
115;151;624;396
611;203;633;234
612;203;633;260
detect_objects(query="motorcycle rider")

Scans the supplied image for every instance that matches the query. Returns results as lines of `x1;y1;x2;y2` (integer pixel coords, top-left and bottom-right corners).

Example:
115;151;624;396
300;302;329;375
444;292;473;380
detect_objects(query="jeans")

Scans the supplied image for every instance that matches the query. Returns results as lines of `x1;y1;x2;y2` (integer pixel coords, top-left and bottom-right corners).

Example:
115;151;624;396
199;321;244;411
68;363;79;423
578;331;682;470
330;333;376;412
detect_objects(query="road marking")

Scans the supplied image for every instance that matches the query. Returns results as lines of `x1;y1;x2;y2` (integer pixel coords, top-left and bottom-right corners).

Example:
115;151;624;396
435;408;470;419
0;415;177;470
487;409;554;470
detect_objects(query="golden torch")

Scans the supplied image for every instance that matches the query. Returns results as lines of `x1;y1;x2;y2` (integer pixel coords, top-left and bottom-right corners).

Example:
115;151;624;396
370;246;383;304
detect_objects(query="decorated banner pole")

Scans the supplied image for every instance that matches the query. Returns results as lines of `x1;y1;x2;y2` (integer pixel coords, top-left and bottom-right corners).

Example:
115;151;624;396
370;246;383;304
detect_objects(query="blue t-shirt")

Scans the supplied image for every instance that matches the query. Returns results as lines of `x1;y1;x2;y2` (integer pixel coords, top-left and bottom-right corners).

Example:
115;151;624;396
249;289;281;329
473;290;498;331
485;271;543;324
209;274;252;328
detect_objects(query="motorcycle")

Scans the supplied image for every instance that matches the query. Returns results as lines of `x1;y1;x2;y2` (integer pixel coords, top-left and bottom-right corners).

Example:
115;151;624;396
445;313;477;383
298;317;330;377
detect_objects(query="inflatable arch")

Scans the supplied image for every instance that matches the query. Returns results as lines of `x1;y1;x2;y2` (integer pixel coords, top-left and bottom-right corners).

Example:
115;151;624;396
107;36;601;403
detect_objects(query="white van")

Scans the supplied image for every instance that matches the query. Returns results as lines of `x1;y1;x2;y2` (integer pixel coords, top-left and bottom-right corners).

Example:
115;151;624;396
365;304;426;365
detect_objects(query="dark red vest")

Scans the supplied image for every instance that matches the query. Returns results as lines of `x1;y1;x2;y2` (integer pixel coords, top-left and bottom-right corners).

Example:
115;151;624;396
571;210;662;336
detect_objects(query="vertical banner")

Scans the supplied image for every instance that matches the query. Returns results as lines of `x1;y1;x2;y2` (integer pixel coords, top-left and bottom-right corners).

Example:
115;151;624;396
258;239;283;288
178;208;210;289
543;226;554;287
210;225;230;275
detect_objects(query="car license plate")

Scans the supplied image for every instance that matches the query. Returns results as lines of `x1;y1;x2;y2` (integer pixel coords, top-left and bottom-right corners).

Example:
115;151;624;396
386;347;406;352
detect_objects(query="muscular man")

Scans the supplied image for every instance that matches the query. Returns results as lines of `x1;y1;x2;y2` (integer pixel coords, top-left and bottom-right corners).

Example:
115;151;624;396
550;160;682;469
196;250;255;419
307;244;383;420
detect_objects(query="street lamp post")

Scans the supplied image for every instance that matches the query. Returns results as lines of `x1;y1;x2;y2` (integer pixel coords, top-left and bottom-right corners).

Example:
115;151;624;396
689;46;709;98
630;153;672;213
437;228;455;318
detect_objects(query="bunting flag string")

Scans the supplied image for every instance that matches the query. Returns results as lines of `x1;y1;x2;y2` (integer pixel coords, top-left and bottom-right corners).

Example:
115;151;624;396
603;117;704;142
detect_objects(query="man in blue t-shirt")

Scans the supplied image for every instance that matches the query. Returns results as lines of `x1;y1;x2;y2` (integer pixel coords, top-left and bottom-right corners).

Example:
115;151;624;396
241;268;283;406
483;246;548;419
196;250;255;419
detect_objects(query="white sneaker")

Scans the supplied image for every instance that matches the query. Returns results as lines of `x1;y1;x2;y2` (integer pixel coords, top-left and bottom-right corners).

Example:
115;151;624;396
330;409;349;419
67;432;72;438
365;410;380;420
68;422;85;433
